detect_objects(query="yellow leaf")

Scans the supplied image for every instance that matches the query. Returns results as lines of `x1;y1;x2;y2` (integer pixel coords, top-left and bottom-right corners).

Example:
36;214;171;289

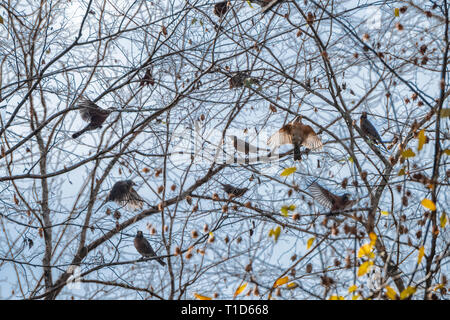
394;8;400;17
194;293;212;300
274;276;289;287
281;204;296;217
234;282;247;297
280;167;296;177
348;285;357;293
0;16;4;24
434;283;445;291
351;294;360;300
440;213;447;228
385;286;397;300
444;149;450;155
418;246;425;265
269;226;281;242
441;108;450;118
417;129;426;151
307;237;315;250
402;148;416;158
357;243;374;258
381;210;390;216
348;156;354;163
398;168;406;176
357;260;373;277
421;198;436;211
246;0;254;8
287;282;298;289
400;286;416;300
369;232;377;246
329;295;345;300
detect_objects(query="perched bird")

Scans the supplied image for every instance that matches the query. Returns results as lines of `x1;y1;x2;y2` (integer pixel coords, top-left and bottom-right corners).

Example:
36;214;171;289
360;112;387;150
107;180;144;210
221;183;249;198
214;1;230;18
229;72;259;89
139;68;155;87
247;0;282;13
134;231;166;266
72;97;112;139
308;181;357;214
267;116;323;161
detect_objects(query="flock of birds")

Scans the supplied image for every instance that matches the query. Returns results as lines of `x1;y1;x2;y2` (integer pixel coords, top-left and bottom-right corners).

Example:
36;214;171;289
69;1;389;266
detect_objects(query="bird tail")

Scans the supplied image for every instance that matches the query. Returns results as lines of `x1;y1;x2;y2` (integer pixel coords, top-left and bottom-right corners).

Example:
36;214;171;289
156;257;166;266
72;126;90;139
293;144;301;161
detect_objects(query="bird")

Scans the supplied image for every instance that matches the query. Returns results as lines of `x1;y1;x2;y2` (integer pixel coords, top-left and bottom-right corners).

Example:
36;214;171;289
308;181;357;214
214;1;230;18
106;180;144;210
229;72;259;89
267;115;323;161
247;0;282;13
134;231;166;266
360;112;387;150
139;68;155;87
72;97;112;139
221;183;249;198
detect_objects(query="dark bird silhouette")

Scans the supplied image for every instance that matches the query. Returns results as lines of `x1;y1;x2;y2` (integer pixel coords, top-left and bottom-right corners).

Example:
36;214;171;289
221;183;249;198
308;181;357;214
107;180;144;210
139;68;155;87
214;1;230;18
268;116;323;161
134;231;166;266
360;112;387;150
72;97;112;139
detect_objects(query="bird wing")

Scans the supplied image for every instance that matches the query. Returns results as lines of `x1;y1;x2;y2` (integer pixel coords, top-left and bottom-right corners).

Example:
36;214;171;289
362;118;383;143
308;182;334;210
298;124;323;150
267;125;292;150
78;99;100;122
125;188;144;210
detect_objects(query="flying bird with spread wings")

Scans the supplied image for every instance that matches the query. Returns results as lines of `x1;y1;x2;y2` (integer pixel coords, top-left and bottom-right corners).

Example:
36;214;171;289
308;181;357;214
134;231;166;266
107;180;144;211
72;97;113;139
267;116;323;161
